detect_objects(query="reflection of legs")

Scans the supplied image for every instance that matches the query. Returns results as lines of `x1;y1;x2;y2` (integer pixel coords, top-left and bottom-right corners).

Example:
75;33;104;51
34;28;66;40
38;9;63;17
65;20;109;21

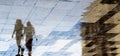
21;48;24;56
26;39;33;56
16;45;21;56
16;36;22;56
16;39;21;55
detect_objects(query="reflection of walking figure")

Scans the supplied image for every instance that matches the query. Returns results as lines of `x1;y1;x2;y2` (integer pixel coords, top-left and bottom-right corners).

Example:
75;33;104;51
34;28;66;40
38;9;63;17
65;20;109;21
12;19;24;56
24;21;35;56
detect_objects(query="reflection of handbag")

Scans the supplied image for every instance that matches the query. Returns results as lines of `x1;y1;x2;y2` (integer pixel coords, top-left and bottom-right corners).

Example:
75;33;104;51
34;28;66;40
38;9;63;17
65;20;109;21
21;34;23;37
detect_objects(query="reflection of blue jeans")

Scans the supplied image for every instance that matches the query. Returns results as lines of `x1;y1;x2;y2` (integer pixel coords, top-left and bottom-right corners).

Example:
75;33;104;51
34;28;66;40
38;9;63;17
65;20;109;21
26;39;33;52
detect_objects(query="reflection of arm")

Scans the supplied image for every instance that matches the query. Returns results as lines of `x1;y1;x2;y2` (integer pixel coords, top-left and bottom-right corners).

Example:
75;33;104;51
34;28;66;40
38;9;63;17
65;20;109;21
23;27;26;35
33;27;35;35
32;27;37;40
21;25;24;39
12;25;16;38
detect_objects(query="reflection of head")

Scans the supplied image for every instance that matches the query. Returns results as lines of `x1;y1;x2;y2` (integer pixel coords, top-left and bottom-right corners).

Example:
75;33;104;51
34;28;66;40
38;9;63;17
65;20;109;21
16;19;22;25
27;21;32;26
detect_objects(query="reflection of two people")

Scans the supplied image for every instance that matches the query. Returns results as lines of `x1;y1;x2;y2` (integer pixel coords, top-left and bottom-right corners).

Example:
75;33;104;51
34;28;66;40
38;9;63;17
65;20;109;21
12;19;36;56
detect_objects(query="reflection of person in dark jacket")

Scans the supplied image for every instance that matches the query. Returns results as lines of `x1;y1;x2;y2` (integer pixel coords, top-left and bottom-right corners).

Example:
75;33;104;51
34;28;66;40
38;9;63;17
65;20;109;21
24;21;35;56
12;19;24;56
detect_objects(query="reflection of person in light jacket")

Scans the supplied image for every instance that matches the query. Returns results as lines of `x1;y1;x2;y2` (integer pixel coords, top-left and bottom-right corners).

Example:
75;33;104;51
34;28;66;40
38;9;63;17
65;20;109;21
12;19;24;56
24;21;35;56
